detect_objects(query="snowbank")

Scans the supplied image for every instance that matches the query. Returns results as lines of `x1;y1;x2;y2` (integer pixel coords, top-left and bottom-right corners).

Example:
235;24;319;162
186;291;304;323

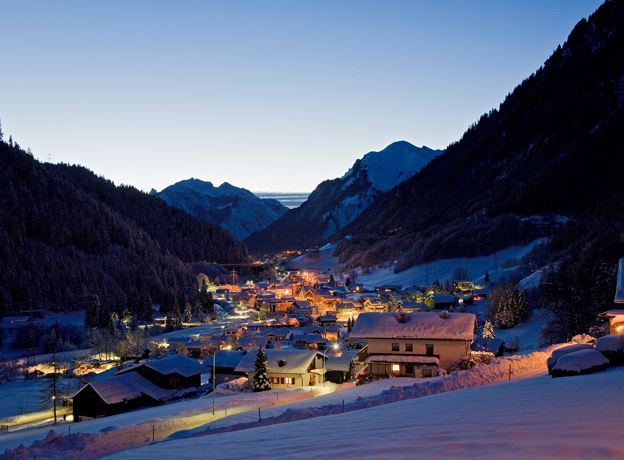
551;349;609;377
103;360;624;460
546;343;594;371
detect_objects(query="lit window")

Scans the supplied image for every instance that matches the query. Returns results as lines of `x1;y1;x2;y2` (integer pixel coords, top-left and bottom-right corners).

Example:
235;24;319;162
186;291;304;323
391;364;400;373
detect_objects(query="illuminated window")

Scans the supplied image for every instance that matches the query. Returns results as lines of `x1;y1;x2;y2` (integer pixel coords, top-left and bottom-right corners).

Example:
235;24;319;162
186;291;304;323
391;364;401;373
272;377;280;384
391;343;400;352
285;377;295;385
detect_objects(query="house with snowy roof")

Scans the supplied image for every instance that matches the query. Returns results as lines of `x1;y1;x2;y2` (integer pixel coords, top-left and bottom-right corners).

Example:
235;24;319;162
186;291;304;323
203;350;247;385
117;354;207;389
351;311;476;378
600;258;624;334
72;372;176;420
235;349;327;387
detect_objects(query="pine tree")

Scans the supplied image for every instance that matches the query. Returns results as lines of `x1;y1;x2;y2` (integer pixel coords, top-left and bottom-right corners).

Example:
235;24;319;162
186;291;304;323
183;303;193;323
494;286;529;329
252;348;272;392
482;320;495;339
347;316;353;333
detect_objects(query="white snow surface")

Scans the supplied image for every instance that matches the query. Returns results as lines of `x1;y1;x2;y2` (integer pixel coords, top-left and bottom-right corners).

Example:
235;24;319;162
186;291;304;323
551;349;608;373
1;344;574;459
546;343;595;369
99;344;624;460
358;239;546;289
596;334;624;353
235;349;321;374
356;141;440;192
286;243;341;271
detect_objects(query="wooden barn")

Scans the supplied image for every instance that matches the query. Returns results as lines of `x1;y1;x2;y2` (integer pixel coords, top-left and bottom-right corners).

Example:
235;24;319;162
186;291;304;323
72;372;174;420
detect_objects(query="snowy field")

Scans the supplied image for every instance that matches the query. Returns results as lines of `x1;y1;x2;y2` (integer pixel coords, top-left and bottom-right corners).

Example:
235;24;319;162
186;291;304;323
358;239;546;289
286;243;341;271
106;365;624;460
1;345;567;459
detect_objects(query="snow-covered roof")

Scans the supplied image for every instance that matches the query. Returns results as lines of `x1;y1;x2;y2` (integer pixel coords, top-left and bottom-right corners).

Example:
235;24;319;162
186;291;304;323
76;372;175;405
615;258;624;304
235;349;323;374
351;312;476;341
432;294;457;304
144;355;207;377
365;355;439;364
325;350;359;372
205;350;246;369
471;337;505;354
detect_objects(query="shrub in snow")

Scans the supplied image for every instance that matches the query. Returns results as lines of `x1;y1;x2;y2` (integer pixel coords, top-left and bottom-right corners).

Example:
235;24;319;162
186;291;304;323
595;334;624;365
571;334;596;345
546;343;594;372
550;349;609;378
448;353;493;372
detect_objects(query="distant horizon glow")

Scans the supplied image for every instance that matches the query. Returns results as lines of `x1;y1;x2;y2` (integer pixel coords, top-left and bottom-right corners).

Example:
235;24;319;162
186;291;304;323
0;0;602;193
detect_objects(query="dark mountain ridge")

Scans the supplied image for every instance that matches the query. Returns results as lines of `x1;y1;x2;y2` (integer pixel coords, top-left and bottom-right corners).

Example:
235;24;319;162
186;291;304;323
0;142;248;317
246;141;441;253
335;0;624;271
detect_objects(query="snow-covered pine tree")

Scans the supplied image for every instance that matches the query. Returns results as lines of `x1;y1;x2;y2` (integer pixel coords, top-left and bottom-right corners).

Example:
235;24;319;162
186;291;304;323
252;348;272;392
482;320;495;338
495;286;529;328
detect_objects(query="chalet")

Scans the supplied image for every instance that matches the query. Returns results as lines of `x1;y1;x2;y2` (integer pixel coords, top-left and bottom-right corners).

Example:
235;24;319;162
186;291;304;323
235;349;327;387
376;284;403;293
151;313;168;327
351;311;476;378
118;354;207;389
431;294;458;309
292;333;327;350
325;349;359;384
204;350;247;385
72;372;175;420
318;314;337;326
600;258;624;334
395;300;425;313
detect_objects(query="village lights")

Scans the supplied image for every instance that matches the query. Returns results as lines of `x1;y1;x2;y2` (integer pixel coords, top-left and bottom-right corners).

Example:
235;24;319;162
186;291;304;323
332;342;341;351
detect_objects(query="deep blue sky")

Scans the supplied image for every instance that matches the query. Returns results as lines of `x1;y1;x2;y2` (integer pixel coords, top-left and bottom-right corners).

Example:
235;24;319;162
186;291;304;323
0;0;602;192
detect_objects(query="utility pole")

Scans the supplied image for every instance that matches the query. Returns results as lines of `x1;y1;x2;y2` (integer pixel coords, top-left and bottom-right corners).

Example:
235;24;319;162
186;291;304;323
212;351;217;415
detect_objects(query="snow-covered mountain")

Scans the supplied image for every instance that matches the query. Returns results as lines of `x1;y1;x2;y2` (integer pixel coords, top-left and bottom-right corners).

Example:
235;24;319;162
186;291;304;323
153;179;288;240
245;141;441;252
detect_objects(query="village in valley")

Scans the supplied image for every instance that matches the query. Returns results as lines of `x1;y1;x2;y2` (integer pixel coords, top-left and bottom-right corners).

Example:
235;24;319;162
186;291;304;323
1;1;623;458
2;246;624;459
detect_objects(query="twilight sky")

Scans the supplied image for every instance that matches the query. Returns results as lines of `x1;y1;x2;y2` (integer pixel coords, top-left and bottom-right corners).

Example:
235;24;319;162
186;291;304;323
0;0;601;193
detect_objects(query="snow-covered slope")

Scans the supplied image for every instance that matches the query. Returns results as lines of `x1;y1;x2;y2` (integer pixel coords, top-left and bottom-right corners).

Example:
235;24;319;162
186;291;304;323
104;354;624;460
357;239;546;289
153;179;288;240
246;141;441;252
